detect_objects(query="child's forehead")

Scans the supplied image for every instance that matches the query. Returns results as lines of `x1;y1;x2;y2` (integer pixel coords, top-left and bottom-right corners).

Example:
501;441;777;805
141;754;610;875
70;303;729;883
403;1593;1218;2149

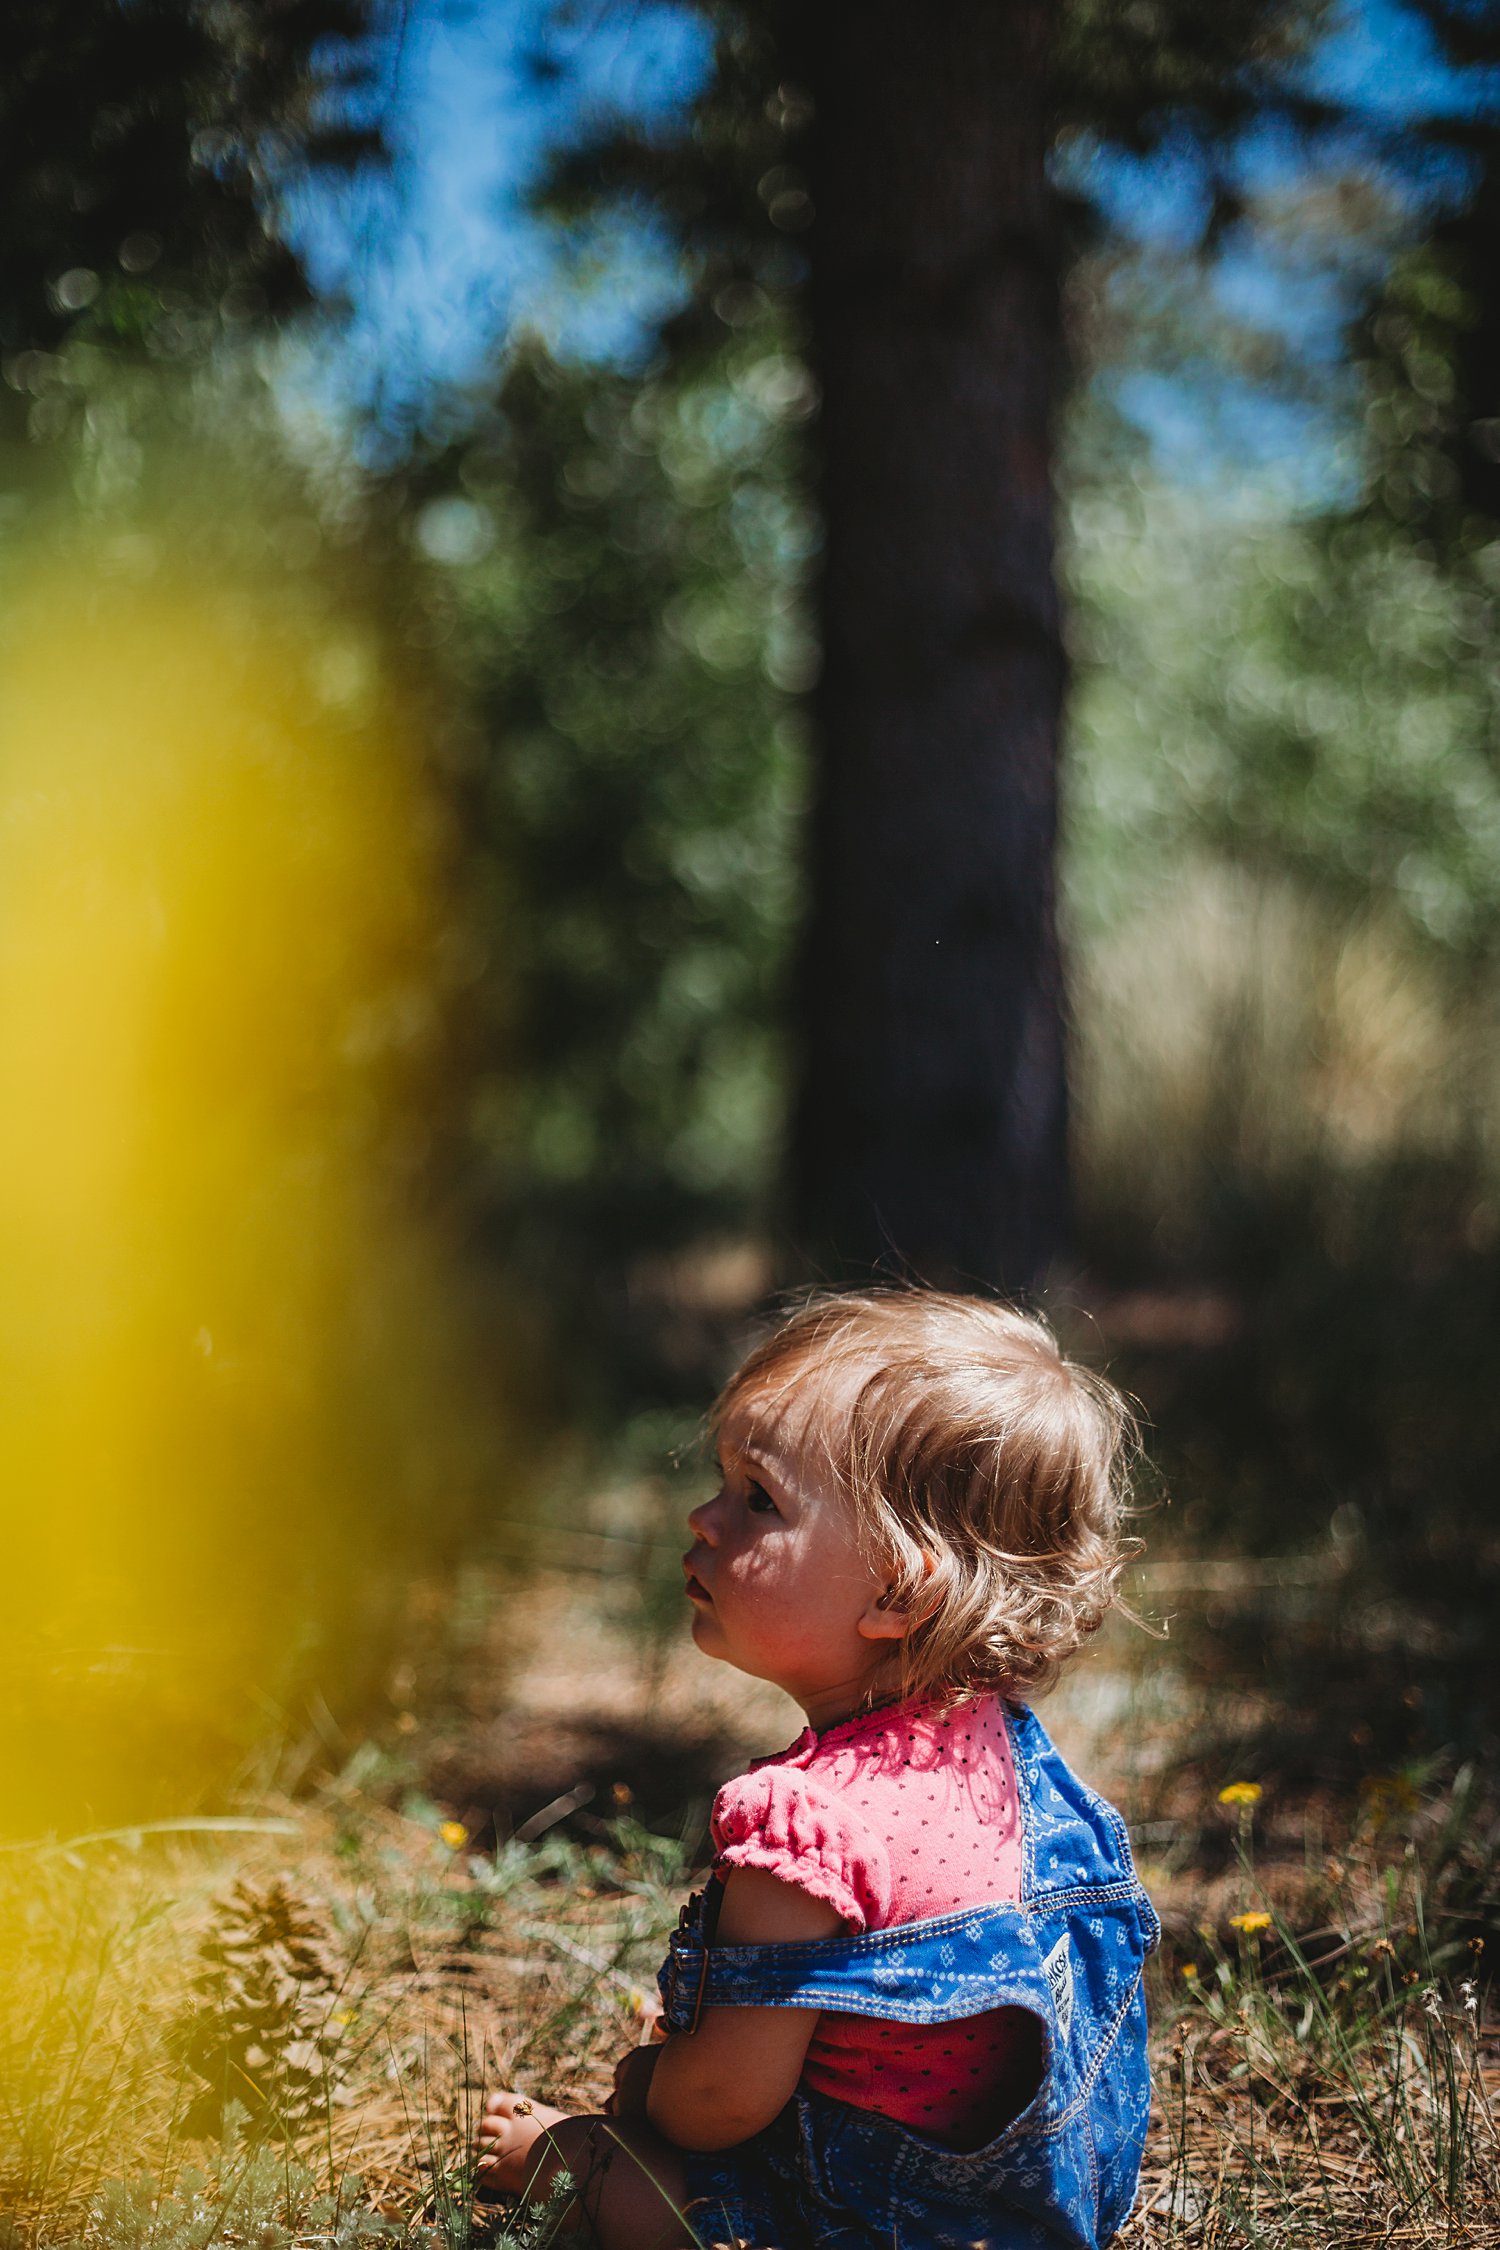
718;1350;874;1460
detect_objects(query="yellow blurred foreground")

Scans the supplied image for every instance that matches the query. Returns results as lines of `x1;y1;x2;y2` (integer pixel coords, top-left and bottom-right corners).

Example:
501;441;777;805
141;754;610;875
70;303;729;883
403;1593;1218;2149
0;557;516;1832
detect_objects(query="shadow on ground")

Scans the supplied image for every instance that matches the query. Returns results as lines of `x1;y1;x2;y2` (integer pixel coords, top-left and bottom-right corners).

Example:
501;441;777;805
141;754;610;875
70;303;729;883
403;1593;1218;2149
424;1708;750;1856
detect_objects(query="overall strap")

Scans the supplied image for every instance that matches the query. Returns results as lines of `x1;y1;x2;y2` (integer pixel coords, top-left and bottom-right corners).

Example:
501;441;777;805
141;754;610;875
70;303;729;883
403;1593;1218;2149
660;1895;1089;2026
1007;1700;1160;1941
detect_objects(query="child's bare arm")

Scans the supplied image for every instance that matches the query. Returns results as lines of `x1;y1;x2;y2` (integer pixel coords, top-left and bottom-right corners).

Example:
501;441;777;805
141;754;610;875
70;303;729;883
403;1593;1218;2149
645;1867;843;2152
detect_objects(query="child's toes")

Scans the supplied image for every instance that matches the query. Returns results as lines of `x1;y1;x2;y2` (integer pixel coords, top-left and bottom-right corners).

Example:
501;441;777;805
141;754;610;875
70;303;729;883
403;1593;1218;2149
474;2089;563;2187
484;2090;563;2131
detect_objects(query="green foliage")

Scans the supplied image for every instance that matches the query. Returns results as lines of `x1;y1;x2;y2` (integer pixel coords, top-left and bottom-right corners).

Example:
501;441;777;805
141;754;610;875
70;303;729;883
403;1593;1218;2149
1054;0;1332;158
538;1;808;364
399;320;813;1399
1067;479;1500;958
537;0;1333;318
91;2146;399;2250
1061;466;1500;1740
0;0;380;363
1345;7;1500;558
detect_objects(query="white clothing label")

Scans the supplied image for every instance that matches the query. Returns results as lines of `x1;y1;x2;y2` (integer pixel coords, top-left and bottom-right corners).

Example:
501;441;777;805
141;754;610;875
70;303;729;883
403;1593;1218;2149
1042;1933;1075;2044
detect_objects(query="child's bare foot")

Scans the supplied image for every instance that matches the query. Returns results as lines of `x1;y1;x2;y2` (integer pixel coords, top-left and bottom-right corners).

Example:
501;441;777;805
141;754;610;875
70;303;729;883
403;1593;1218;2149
475;2089;568;2195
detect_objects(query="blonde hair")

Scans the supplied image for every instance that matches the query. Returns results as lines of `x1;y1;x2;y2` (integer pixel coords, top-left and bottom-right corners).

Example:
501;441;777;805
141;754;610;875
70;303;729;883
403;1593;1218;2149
713;1289;1137;1705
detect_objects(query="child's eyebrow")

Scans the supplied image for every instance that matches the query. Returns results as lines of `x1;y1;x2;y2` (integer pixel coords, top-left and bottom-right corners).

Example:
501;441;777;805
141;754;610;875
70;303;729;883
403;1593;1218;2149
739;1441;796;1490
716;1433;784;1481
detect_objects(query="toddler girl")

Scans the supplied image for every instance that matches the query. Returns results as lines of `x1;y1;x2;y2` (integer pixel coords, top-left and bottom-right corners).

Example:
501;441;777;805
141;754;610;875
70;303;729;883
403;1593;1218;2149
478;1289;1159;2248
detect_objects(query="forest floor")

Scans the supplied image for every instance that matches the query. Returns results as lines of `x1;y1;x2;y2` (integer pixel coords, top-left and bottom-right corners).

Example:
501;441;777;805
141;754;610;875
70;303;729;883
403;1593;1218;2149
3;1565;1498;2250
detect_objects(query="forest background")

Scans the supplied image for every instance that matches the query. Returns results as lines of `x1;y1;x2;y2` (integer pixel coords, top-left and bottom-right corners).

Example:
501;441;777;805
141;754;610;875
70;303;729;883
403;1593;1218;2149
0;2;1498;2238
2;4;1500;2232
2;0;1498;1833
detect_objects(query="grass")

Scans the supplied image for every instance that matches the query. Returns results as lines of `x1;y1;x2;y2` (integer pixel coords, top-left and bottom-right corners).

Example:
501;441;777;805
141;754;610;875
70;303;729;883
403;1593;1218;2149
0;1745;1493;2250
1129;1780;1499;2247
0;1773;688;2250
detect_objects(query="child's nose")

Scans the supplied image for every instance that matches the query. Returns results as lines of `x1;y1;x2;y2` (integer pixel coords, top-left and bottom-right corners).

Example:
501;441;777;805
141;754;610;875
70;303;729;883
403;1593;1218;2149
686;1494;719;1544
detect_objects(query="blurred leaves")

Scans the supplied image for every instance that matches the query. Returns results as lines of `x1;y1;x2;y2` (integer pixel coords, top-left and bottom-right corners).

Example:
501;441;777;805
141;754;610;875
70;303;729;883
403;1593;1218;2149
0;0;382;365
393;312;813;1401
1054;0;1335;158
1349;5;1500;556
5;0;1500;1804
1067;481;1500;958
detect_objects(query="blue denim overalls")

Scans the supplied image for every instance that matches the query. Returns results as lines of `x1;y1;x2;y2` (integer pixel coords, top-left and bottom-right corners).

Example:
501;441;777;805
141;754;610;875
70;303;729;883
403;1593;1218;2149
657;1702;1160;2250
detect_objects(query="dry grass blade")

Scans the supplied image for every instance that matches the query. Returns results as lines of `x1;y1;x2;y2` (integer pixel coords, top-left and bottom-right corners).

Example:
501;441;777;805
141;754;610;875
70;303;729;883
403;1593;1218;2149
0;1774;1493;2250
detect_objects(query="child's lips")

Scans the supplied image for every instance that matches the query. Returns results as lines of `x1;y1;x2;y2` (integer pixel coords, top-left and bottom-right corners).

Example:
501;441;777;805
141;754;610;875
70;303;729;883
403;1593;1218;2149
682;1555;712;1602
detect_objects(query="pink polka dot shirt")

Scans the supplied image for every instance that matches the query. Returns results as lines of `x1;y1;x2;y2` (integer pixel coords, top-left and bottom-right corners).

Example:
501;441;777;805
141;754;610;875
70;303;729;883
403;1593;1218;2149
710;1693;1032;2147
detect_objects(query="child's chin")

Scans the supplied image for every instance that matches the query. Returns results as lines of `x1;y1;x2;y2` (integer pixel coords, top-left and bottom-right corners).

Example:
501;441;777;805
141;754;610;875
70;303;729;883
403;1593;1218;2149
688;1607;727;1656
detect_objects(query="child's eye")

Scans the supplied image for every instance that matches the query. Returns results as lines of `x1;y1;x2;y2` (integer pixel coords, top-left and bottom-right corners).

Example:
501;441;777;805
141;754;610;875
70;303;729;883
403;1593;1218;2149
745;1480;779;1515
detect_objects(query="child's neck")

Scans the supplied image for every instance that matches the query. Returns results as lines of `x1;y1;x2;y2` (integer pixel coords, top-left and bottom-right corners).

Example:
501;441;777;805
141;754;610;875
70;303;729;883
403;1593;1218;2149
799;1674;904;1733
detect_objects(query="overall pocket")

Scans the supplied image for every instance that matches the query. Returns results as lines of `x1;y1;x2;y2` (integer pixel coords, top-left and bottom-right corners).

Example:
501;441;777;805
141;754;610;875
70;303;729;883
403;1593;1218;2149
789;2093;907;2248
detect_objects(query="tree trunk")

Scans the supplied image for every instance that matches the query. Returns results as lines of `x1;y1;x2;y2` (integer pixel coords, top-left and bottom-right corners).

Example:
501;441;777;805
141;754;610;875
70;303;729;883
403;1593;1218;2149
790;0;1069;1295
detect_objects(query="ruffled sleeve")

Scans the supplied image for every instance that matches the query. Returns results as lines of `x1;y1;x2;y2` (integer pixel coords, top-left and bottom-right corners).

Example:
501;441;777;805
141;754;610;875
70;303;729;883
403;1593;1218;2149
710;1766;893;1933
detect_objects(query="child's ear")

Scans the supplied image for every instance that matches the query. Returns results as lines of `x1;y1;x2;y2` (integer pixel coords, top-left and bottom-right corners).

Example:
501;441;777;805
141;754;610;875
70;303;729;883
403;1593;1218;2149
856;1585;912;1643
856;1553;934;1643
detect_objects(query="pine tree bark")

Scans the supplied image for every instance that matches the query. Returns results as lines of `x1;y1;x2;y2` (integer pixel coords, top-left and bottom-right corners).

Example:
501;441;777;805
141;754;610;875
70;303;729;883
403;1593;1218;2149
790;0;1069;1294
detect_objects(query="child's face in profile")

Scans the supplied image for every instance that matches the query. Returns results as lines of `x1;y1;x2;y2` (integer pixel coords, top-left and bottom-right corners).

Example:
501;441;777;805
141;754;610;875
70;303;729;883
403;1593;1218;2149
682;1365;907;1726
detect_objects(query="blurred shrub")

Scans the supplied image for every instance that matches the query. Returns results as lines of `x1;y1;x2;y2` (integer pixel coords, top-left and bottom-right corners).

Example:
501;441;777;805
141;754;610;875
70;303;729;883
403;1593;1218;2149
0;0;379;371
1067;476;1500;959
1071;862;1485;1257
394;318;814;1406
1061;470;1500;1757
1065;472;1500;1257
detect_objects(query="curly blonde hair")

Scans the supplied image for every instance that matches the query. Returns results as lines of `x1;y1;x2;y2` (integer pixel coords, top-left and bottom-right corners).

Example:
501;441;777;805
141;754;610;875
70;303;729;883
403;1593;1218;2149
713;1289;1138;1704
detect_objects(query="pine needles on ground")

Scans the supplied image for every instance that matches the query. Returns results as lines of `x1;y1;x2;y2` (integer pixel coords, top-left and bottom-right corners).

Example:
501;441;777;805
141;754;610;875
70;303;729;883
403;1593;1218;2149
0;1774;1493;2250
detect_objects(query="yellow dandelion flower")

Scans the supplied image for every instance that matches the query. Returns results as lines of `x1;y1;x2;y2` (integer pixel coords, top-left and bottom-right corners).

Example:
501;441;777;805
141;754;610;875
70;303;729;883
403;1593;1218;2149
1217;1782;1263;1806
1361;1773;1420;1818
439;1820;467;1850
1180;1962;1199;1980
1229;1910;1272;1934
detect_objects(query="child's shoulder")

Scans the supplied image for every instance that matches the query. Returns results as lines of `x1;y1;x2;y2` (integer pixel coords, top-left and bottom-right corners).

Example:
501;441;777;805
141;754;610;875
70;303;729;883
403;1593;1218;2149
710;1693;1023;1930
710;1753;894;1931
